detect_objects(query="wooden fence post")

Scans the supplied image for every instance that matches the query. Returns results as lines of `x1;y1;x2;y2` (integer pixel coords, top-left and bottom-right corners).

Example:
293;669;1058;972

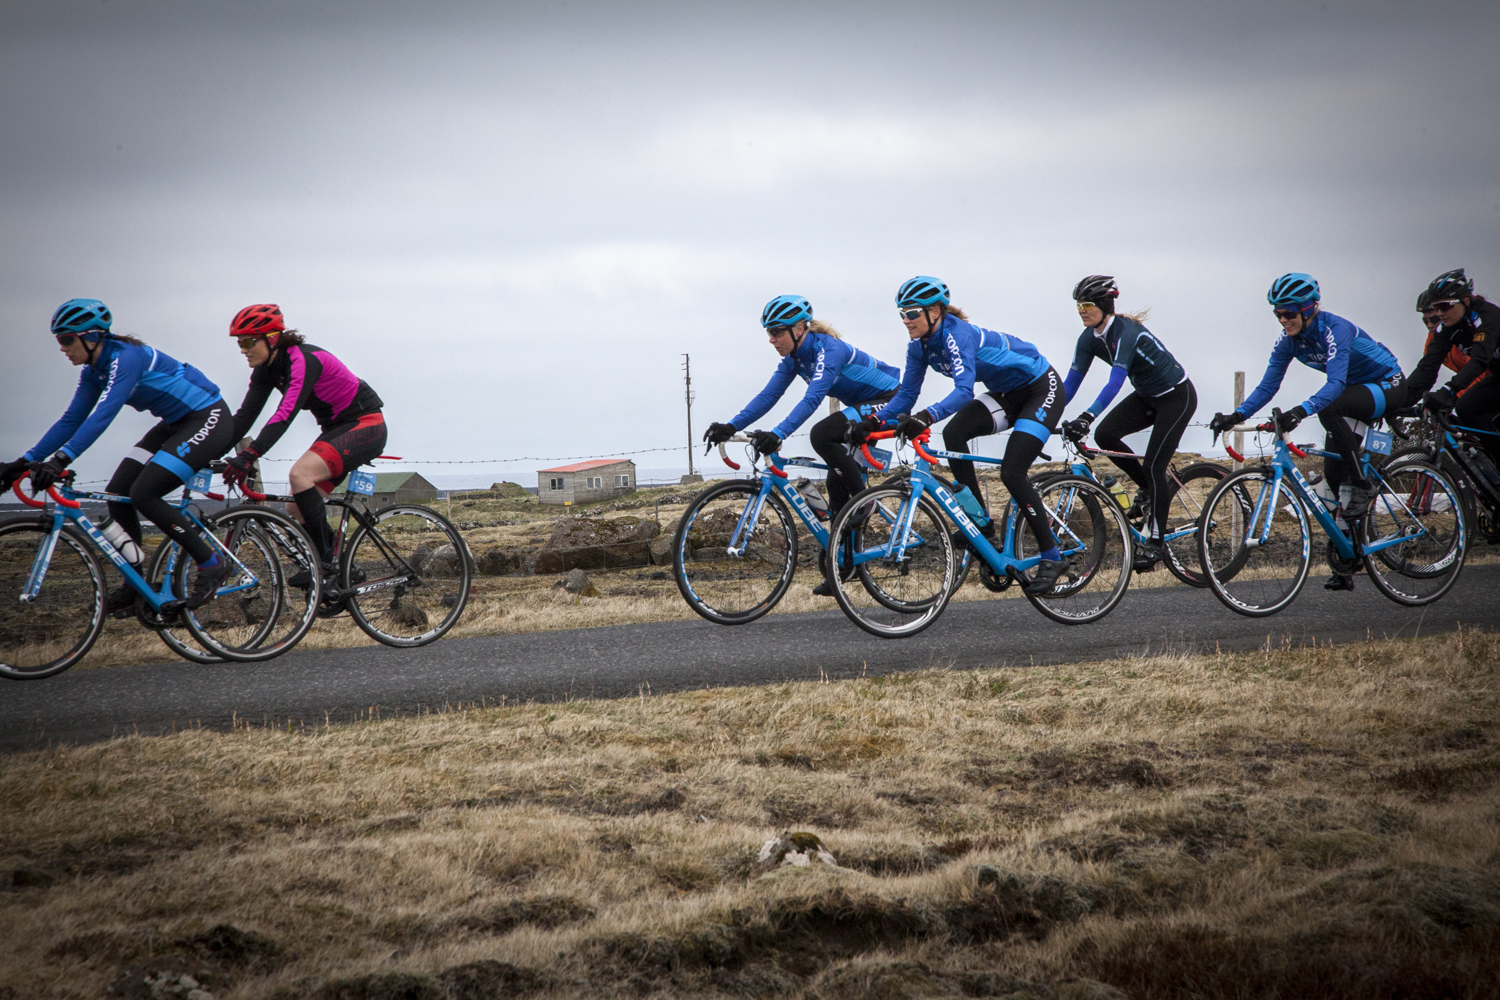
1233;371;1245;470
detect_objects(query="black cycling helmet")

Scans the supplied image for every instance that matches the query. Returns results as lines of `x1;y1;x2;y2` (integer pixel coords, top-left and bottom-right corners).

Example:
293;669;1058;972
1427;268;1474;302
1072;275;1118;314
1416;287;1434;312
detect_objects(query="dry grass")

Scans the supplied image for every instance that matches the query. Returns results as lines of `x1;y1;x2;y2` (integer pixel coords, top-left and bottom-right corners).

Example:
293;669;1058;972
3;629;1498;999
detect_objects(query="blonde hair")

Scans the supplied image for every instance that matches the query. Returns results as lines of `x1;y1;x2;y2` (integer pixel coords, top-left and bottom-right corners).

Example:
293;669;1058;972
807;319;842;339
1120;307;1151;323
942;305;970;321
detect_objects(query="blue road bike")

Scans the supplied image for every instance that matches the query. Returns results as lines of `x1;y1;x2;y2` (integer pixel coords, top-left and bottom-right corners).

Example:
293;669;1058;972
1198;407;1466;617
671;434;946;625
825;428;1134;638
0;470;321;679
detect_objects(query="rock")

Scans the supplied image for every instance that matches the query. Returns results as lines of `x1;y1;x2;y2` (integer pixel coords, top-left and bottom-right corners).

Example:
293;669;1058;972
648;535;676;566
419;544;464;578
8;867;54;888
754;830;843;876
532;516;660;574
475;547;523;575
563;568;598;596
387;603;430;630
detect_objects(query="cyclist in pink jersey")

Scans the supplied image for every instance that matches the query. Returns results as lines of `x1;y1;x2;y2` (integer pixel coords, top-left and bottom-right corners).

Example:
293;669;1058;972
222;305;386;576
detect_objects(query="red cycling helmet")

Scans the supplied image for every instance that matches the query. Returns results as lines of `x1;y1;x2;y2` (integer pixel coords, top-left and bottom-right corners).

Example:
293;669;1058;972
230;304;286;346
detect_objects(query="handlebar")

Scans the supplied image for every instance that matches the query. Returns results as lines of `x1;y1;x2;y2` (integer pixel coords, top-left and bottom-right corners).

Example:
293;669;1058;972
11;472;80;510
714;435;787;478
1222;417;1306;463
858;428;941;469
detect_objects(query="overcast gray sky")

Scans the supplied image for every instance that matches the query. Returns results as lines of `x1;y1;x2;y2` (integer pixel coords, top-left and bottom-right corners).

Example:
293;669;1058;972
4;0;1497;490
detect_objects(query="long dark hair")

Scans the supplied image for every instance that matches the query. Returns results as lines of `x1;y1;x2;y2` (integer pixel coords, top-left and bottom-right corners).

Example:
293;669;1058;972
275;330;306;348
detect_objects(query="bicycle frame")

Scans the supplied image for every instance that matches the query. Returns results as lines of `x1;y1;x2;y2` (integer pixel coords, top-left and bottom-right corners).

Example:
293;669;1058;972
1222;420;1439;565
1058;439;1200;549
856;431;1052;583
10;472;261;612
1427;410;1500;514
715;437;833;552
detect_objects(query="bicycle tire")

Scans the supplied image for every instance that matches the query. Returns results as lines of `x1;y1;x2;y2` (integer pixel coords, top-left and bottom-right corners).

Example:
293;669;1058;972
179;505;320;662
672;479;797;625
344;503;471;647
1159;462;1230;588
825;483;957;638
0;520;107;680
1197;468;1311;618
1022;476;1133;625
1360;458;1467;605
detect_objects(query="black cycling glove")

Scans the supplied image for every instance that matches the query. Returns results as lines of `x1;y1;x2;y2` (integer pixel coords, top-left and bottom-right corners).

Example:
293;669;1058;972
846;414;882;445
747;430;781;457
1275;406;1307;434
895;410;933;441
703;422;736;446
1424;388;1457;413
29;452;69;493
0;458;28;492
1208;411;1242;437
1061;412;1094;444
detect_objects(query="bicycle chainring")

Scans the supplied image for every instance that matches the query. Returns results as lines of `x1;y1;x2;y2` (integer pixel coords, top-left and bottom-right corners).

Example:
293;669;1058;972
1325;538;1361;576
977;561;1012;592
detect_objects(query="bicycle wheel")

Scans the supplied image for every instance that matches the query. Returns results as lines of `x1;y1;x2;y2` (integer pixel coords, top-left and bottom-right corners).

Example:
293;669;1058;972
1198;469;1311;617
1360;459;1466;605
143;537;226;664
1020;476;1132;625
826;484;957;638
0;520;106;680
344;504;471;646
672;479;797;625
1159;462;1229;588
178;505;319;662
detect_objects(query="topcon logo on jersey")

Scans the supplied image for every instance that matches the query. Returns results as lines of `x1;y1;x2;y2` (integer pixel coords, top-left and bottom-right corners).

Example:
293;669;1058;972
174;408;221;456
944;334;965;377
812;348;826;382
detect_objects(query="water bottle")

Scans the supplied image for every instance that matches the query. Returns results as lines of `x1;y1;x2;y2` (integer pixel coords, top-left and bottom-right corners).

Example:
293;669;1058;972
795;479;831;521
99;517;144;567
1335;484;1351;531
1102;475;1131;511
951;485;990;525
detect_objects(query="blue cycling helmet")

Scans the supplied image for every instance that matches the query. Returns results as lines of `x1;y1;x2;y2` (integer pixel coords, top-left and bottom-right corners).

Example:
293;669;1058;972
50;298;112;338
896;276;950;308
761;294;813;330
1266;273;1320;313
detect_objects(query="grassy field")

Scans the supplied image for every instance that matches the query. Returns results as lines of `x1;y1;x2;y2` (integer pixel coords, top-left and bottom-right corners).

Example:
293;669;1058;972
3;628;1497;999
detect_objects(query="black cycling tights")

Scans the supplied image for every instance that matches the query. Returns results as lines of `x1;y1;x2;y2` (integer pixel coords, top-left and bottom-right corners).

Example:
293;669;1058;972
942;373;1062;553
1092;379;1197;541
105;460;214;565
808;410;868;515
1317;382;1390;492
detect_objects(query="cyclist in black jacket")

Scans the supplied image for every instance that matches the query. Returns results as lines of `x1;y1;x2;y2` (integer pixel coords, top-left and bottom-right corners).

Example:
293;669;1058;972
1406;269;1500;468
1058;276;1196;572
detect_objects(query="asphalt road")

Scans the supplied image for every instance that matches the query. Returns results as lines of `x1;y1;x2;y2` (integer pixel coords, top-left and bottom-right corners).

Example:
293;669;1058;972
4;564;1497;751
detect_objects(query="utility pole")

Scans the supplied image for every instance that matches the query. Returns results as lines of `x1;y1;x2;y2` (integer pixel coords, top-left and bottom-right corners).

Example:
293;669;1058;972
683;354;696;477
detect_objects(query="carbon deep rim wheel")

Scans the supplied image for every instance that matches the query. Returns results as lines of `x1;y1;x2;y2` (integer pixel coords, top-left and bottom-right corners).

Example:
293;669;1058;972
672;479;797;625
1360;459;1467;605
825;483;957;638
1197;468;1311;618
344;504;471;647
1159;462;1230;588
145;536;229;664
0;520;106;680
1022;476;1133;625
179;506;320;662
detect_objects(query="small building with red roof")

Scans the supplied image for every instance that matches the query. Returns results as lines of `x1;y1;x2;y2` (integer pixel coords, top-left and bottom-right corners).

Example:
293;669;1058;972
537;458;637;506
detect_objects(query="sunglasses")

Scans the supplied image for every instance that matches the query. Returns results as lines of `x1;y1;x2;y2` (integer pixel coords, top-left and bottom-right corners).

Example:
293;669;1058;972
898;307;927;321
1423;312;1442;327
54;334;79;347
1431;300;1462;312
1076;301;1100;312
235;335;265;349
1273;309;1305;321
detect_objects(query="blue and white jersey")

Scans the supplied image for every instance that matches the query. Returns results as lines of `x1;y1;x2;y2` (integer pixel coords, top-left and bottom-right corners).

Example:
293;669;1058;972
1240;310;1402;418
25;337;222;462
730;331;900;439
877;313;1051;424
1062;314;1187;417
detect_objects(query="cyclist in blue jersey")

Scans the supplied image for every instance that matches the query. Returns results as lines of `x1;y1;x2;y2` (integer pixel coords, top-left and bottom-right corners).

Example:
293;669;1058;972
1208;273;1405;591
702;295;901;595
1058;275;1196;572
0;300;238;609
851;276;1068;596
